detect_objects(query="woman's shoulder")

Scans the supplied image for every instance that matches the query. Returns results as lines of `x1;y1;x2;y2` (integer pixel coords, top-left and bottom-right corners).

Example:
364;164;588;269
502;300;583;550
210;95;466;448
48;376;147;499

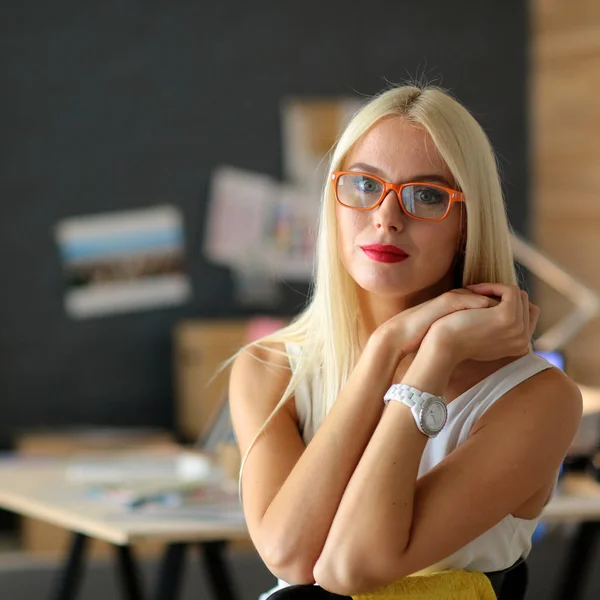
510;353;581;400
231;340;292;390
522;359;582;407
229;340;296;415
473;355;582;435
229;339;301;453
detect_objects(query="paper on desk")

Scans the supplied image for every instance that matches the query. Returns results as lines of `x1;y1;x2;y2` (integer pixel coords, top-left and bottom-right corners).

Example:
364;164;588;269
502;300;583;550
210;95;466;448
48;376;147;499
104;485;245;523
86;479;206;506
84;469;239;511
123;502;245;523
66;451;213;484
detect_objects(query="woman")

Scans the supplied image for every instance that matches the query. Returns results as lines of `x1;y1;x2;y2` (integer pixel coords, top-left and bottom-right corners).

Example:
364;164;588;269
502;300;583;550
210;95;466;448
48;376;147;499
228;85;582;599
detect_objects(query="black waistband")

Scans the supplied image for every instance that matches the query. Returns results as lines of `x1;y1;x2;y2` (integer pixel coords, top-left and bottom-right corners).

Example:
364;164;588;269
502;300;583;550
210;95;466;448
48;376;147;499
484;570;504;596
483;557;528;599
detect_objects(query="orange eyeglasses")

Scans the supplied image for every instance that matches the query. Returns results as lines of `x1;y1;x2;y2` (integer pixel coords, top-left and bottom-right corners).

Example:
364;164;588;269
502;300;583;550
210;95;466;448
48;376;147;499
331;171;466;222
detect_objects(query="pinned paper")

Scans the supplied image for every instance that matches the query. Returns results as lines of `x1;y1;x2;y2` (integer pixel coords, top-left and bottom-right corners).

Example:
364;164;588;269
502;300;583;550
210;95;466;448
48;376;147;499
54;205;191;318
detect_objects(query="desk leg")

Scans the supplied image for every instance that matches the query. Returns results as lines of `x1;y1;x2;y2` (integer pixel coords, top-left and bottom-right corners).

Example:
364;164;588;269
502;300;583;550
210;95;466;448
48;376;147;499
199;541;238;600
50;532;88;600
155;542;188;600
115;545;146;600
554;521;600;600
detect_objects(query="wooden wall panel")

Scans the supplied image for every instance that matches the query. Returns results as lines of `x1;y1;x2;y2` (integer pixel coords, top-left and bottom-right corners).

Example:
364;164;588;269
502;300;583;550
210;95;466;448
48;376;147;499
532;0;600;383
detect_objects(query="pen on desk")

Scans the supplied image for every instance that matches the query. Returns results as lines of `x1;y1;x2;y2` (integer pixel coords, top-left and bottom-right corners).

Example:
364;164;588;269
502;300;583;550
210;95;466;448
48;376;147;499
127;492;179;510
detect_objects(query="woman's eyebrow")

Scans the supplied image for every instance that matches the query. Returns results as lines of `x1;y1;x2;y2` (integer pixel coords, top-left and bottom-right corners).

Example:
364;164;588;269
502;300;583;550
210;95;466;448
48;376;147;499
347;163;452;187
415;174;453;186
347;162;386;176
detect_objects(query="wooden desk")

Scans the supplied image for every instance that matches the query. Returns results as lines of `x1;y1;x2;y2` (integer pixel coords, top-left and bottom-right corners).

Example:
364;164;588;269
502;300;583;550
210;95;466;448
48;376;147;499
544;473;600;521
2;457;600;600
0;456;249;600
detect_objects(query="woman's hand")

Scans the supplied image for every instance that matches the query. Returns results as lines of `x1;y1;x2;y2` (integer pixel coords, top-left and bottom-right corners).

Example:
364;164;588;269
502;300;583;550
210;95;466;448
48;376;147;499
373;288;498;357
425;283;540;363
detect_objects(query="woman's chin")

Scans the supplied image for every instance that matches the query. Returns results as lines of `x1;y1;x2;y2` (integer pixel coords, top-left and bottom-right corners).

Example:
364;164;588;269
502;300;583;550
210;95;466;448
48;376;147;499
355;276;417;298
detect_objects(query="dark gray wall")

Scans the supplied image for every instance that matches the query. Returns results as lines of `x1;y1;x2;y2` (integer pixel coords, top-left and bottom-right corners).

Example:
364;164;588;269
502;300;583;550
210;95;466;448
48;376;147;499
0;1;529;447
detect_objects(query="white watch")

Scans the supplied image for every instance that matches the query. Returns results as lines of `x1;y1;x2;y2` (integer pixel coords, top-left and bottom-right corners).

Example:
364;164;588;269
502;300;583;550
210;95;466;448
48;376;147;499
384;384;447;437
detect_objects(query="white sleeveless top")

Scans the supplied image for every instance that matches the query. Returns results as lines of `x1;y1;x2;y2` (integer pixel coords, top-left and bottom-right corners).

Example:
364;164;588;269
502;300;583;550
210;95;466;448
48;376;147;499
259;349;554;599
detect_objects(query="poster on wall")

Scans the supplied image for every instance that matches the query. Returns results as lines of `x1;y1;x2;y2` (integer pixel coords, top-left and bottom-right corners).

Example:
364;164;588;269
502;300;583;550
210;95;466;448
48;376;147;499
203;96;362;306
204;166;318;279
54;205;192;319
280;96;364;190
203;166;276;269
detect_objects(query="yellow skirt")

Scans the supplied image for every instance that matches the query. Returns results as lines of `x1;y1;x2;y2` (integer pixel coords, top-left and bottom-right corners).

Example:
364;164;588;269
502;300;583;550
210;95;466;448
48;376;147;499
352;569;496;600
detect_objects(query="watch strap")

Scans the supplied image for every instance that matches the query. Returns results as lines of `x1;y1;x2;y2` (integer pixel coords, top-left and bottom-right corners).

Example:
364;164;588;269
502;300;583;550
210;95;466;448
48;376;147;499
383;383;438;407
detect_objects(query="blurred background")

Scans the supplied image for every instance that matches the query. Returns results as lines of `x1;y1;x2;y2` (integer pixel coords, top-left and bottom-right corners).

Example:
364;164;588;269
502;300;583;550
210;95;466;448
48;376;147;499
1;1;600;599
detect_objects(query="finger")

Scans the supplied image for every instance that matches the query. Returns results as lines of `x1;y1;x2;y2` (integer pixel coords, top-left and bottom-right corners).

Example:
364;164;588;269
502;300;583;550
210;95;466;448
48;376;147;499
498;284;521;310
493;286;524;343
453;288;499;305
464;284;505;305
467;283;521;311
465;282;512;297
520;290;530;338
508;286;523;330
424;290;493;325
528;302;540;336
446;291;494;310
452;289;499;306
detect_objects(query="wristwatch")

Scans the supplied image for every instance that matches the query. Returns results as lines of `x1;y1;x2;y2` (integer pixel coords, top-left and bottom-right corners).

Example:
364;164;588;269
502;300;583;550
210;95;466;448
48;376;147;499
384;384;447;437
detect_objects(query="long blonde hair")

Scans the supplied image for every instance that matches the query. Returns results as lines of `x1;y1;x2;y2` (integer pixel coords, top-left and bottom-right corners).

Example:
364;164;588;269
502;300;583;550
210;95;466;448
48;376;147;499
238;84;517;478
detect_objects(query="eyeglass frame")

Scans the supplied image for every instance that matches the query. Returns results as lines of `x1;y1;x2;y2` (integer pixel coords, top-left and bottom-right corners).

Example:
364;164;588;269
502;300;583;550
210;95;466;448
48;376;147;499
330;171;466;222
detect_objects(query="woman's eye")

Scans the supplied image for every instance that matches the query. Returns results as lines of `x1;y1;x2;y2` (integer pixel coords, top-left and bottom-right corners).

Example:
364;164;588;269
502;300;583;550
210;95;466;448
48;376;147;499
414;187;444;204
358;178;380;193
362;179;379;194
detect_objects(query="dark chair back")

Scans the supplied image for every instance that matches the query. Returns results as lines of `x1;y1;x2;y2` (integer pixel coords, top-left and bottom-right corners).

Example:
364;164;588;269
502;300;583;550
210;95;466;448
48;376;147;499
498;559;528;600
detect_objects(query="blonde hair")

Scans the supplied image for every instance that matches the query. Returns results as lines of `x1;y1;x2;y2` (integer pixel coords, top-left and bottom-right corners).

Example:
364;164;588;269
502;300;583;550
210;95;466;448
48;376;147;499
238;84;517;480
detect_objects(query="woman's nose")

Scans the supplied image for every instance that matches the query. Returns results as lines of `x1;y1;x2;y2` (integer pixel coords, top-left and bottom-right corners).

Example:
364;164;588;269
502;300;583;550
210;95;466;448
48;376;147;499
374;191;407;231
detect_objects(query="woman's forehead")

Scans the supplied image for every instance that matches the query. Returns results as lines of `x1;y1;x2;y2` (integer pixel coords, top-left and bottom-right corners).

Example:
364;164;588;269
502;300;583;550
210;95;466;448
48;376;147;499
342;117;453;184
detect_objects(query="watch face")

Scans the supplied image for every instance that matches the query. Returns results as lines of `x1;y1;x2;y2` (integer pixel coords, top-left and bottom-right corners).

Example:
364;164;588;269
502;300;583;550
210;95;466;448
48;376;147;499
421;398;447;434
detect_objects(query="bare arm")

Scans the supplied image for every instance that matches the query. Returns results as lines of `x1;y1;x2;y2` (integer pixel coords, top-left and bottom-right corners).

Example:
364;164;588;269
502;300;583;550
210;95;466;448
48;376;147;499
314;285;582;594
314;349;581;594
229;336;402;583
229;290;494;583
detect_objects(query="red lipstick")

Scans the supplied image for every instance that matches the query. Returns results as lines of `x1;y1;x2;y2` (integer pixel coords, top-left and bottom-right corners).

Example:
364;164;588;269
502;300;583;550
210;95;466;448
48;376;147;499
360;244;409;264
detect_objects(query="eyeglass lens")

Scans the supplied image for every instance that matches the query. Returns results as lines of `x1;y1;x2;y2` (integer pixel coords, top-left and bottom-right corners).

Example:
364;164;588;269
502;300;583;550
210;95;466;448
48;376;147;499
336;173;450;219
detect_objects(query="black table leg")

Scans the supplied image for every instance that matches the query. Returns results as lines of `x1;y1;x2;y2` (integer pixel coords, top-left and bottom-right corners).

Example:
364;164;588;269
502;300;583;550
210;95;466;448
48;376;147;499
199;541;239;600
155;542;188;600
50;532;89;600
554;521;600;600
115;545;146;600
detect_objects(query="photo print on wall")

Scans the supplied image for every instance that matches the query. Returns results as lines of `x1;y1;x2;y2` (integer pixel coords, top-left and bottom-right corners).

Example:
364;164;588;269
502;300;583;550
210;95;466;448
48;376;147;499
54;205;192;319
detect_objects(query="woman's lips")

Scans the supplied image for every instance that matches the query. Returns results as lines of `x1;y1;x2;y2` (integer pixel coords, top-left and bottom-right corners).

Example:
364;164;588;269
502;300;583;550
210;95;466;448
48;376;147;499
360;244;409;264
